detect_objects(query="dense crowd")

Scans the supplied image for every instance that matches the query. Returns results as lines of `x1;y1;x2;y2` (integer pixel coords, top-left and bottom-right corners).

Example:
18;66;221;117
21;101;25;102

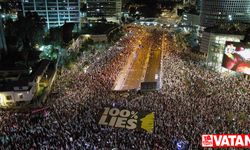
0;26;249;150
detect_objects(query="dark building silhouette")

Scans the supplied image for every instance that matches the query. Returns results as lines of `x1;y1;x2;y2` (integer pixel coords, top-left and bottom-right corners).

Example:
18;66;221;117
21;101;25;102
0;17;7;60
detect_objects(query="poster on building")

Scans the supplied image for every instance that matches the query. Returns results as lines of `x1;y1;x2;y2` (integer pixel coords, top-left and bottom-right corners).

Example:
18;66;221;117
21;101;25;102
98;107;155;133
222;41;250;75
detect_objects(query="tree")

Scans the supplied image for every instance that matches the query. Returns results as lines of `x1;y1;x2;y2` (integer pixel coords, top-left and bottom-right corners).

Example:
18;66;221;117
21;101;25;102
4;11;46;49
233;23;249;32
16;12;46;46
80;38;94;52
4;19;17;37
39;46;59;60
219;23;249;33
48;27;62;46
121;16;126;23
129;6;136;16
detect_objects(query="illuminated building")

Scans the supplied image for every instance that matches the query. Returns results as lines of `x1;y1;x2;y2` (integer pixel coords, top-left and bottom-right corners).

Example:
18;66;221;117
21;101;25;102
86;0;122;23
200;0;250;28
182;12;200;27
21;0;80;29
201;28;245;72
0;59;55;107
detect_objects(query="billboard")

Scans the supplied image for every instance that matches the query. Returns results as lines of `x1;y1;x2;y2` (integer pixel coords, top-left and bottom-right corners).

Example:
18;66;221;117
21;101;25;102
222;42;250;75
98;107;155;133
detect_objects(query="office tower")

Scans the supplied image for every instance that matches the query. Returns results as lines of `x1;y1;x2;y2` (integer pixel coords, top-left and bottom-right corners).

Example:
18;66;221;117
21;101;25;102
86;0;122;23
21;0;80;29
200;0;250;28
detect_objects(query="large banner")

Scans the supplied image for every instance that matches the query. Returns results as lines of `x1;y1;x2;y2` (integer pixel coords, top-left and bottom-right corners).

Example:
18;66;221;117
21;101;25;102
222;42;250;75
98;107;154;133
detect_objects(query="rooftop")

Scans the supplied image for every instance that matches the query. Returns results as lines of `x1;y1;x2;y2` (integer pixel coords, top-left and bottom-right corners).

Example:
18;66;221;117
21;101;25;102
0;59;50;92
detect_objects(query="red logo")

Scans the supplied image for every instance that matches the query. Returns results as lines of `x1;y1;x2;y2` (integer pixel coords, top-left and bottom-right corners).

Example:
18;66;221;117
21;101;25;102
202;135;213;147
202;134;250;148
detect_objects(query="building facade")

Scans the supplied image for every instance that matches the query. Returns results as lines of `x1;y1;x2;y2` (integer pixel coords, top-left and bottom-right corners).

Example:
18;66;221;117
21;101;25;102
86;0;122;23
200;0;250;28
201;31;245;72
0;59;55;107
21;0;80;29
182;12;200;26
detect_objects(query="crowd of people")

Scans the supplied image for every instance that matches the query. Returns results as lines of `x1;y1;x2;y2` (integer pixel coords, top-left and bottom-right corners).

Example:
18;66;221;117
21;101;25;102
0;25;249;150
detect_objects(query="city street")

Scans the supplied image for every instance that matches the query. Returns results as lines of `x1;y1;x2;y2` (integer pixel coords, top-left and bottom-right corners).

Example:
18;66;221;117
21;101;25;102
113;28;165;90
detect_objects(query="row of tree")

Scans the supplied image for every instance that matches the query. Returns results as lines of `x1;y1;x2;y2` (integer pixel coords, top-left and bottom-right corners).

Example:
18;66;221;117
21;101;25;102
4;12;46;50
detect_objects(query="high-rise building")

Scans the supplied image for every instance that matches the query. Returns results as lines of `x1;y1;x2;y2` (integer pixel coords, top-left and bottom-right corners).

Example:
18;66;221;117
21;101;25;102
200;0;250;28
201;28;245;72
86;0;122;23
21;0;80;29
0;16;7;59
